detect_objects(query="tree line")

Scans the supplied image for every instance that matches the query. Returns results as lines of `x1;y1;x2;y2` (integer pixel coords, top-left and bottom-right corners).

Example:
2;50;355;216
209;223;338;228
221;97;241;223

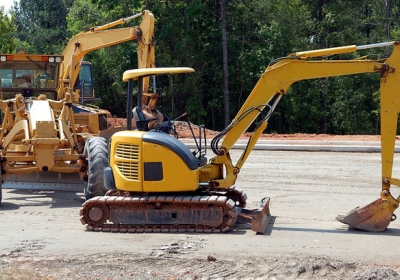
1;0;400;135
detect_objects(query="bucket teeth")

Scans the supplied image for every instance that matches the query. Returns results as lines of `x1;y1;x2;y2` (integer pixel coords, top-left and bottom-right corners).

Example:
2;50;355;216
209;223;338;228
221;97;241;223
336;198;393;232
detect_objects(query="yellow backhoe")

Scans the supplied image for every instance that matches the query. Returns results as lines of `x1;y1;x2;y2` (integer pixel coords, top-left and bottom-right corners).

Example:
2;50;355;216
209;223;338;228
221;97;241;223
0;10;159;205
80;40;400;233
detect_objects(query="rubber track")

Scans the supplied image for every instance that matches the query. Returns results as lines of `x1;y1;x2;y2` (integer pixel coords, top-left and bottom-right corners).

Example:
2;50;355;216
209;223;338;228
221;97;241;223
80;193;239;233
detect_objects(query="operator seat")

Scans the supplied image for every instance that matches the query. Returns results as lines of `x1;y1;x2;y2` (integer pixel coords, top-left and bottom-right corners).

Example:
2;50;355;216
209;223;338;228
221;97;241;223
132;106;154;131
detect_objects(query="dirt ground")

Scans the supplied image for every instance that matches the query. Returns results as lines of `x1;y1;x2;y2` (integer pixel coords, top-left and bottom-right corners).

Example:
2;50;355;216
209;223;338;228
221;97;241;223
109;118;385;141
175;121;385;141
2;145;400;279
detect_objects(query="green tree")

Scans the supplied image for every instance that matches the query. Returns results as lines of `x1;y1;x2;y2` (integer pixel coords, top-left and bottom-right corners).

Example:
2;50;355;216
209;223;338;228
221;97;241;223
62;0;398;135
119;0;224;128
265;0;389;135
14;0;72;54
224;0;312;133
0;7;16;53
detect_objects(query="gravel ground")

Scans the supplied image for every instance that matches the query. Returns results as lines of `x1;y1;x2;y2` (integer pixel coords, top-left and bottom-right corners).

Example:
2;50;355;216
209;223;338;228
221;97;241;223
2;148;400;279
2;252;400;279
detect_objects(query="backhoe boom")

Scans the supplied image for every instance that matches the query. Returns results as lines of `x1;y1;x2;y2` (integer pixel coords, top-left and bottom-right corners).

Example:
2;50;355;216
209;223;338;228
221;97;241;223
59;10;155;101
214;41;400;231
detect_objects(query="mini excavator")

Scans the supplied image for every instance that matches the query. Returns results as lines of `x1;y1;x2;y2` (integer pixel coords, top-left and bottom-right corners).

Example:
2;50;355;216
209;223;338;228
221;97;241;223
81;41;400;233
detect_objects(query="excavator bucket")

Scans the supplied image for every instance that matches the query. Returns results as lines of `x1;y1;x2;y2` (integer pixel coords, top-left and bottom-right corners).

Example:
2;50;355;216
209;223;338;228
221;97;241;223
336;198;394;232
237;197;271;234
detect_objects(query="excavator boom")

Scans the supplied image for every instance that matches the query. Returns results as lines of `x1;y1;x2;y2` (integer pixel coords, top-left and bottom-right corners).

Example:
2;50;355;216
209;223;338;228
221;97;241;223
59;10;155;101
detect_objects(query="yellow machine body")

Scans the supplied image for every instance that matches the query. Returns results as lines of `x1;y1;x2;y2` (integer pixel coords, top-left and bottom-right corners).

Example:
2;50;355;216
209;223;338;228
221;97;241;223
110;130;199;193
94;42;400;233
0;11;157;195
81;41;400;233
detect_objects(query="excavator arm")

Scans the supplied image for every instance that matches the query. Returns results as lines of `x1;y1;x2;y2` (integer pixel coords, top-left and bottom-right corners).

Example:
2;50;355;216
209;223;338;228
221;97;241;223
218;44;381;152
207;41;400;231
58;10;155;101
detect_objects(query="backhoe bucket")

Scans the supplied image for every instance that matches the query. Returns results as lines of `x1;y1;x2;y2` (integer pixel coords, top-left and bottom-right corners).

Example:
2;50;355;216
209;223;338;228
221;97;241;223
336;198;394;232
237;197;271;234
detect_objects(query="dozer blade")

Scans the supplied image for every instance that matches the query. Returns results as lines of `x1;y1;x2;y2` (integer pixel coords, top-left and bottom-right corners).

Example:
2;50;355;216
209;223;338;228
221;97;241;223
3;172;84;192
336;198;394;232
237;197;271;234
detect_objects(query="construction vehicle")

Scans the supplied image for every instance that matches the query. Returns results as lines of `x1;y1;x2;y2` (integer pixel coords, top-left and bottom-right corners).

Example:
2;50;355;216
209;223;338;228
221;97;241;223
0;10;158;205
80;41;400;233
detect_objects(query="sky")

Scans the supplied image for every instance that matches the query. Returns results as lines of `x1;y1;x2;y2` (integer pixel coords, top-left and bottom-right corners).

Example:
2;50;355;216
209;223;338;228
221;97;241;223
1;0;19;13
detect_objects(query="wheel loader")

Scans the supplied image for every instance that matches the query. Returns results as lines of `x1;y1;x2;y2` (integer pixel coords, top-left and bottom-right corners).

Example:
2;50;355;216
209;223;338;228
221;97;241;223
80;41;400;233
0;10;161;205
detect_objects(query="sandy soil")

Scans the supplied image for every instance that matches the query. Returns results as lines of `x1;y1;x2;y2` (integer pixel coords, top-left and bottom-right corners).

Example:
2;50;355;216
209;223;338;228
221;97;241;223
1;149;400;279
108;118;385;141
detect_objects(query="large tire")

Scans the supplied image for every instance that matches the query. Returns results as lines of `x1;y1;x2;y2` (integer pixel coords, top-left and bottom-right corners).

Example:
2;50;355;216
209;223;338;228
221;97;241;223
83;137;110;200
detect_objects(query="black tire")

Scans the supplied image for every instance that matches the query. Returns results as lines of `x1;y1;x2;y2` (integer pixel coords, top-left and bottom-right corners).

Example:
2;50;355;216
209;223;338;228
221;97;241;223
83;137;110;200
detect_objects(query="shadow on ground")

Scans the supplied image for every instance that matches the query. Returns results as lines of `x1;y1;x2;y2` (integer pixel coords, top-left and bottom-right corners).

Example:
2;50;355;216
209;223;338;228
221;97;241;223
1;189;84;210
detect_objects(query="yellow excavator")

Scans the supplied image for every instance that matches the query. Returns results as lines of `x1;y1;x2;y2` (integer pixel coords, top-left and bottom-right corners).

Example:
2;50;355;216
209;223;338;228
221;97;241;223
80;41;400;233
0;10;159;205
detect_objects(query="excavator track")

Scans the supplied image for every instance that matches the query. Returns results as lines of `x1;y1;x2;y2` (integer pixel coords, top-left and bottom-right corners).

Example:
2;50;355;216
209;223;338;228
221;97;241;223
80;193;240;233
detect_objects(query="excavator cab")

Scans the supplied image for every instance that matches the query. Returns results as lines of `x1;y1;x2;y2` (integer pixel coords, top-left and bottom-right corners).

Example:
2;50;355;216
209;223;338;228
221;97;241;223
73;62;96;104
109;67;200;193
128;68;207;164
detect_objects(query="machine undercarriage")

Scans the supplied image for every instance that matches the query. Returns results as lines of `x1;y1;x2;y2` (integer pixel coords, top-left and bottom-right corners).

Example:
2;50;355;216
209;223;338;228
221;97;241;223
80;187;271;233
